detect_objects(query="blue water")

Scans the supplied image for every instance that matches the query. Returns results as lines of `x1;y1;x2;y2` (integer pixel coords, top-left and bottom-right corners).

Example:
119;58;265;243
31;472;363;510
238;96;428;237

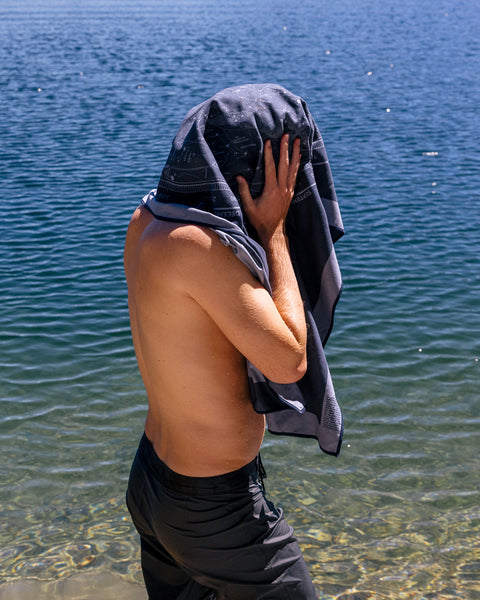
1;0;479;598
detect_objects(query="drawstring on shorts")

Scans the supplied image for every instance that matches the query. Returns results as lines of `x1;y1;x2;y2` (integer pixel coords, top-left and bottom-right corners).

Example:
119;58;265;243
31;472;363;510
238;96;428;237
256;453;267;493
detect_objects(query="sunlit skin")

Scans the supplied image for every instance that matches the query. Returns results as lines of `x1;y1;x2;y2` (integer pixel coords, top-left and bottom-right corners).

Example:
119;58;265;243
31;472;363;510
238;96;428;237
124;135;305;476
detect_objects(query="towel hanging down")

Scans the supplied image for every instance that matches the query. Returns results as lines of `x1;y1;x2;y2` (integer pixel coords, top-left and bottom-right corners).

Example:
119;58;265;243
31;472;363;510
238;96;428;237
143;83;345;456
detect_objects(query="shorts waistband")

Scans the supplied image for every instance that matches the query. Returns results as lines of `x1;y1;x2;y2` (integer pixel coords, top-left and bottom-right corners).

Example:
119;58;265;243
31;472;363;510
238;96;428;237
137;433;262;495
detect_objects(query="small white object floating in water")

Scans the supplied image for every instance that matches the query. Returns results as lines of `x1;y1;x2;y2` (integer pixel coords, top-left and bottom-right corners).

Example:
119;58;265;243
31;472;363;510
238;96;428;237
422;151;439;156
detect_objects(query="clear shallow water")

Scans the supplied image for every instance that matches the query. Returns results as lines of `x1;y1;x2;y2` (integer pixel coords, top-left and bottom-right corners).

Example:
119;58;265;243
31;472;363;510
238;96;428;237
1;0;479;598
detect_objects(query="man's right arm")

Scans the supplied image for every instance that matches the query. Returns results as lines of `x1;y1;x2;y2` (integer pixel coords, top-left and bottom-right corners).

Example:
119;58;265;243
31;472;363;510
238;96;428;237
236;134;307;376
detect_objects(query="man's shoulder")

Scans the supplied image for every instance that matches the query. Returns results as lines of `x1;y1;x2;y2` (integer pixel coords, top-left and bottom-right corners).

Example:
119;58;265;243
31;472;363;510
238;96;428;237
136;217;237;282
141;218;219;254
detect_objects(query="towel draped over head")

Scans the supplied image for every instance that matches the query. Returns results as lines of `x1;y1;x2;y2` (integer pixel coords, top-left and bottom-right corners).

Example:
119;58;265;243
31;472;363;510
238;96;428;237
144;83;344;456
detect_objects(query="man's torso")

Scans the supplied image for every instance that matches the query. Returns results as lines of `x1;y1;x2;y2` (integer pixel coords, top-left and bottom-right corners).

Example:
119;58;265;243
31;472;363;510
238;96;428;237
124;205;265;477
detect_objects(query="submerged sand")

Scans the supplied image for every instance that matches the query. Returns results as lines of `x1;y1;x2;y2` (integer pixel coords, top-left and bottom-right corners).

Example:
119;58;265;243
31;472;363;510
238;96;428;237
0;572;146;600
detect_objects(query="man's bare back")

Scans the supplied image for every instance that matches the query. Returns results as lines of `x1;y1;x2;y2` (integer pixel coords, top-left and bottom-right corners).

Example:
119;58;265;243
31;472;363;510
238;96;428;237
124;135;306;477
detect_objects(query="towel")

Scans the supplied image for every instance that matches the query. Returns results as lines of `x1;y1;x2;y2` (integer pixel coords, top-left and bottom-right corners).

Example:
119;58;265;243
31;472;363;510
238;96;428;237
143;83;344;456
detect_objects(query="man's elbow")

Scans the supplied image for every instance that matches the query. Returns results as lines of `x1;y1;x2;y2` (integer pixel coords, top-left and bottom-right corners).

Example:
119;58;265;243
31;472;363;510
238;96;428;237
289;354;308;383
269;354;307;384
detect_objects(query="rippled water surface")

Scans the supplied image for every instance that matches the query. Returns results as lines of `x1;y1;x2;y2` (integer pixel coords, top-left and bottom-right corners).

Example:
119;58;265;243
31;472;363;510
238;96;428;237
1;0;479;598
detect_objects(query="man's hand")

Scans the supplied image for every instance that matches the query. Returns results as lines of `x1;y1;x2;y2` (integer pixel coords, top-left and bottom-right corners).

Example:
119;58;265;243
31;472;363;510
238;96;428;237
237;134;301;242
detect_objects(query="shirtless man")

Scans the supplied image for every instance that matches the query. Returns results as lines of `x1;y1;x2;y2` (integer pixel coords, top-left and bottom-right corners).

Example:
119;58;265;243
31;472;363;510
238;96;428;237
125;134;318;599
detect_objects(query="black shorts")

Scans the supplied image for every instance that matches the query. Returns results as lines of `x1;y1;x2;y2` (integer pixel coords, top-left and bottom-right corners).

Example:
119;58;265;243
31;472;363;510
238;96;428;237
126;433;318;600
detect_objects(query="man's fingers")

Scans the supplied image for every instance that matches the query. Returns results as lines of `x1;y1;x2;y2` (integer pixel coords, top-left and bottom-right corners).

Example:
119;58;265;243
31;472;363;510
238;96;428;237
238;135;300;220
263;140;277;185
287;137;301;192
236;176;253;209
277;134;290;186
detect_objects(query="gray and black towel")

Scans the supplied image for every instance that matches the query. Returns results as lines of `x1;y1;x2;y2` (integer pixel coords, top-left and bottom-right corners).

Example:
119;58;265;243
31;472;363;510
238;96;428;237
143;83;344;456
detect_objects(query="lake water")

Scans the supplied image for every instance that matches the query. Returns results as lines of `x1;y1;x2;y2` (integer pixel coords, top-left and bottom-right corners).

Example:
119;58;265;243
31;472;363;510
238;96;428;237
1;0;479;598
